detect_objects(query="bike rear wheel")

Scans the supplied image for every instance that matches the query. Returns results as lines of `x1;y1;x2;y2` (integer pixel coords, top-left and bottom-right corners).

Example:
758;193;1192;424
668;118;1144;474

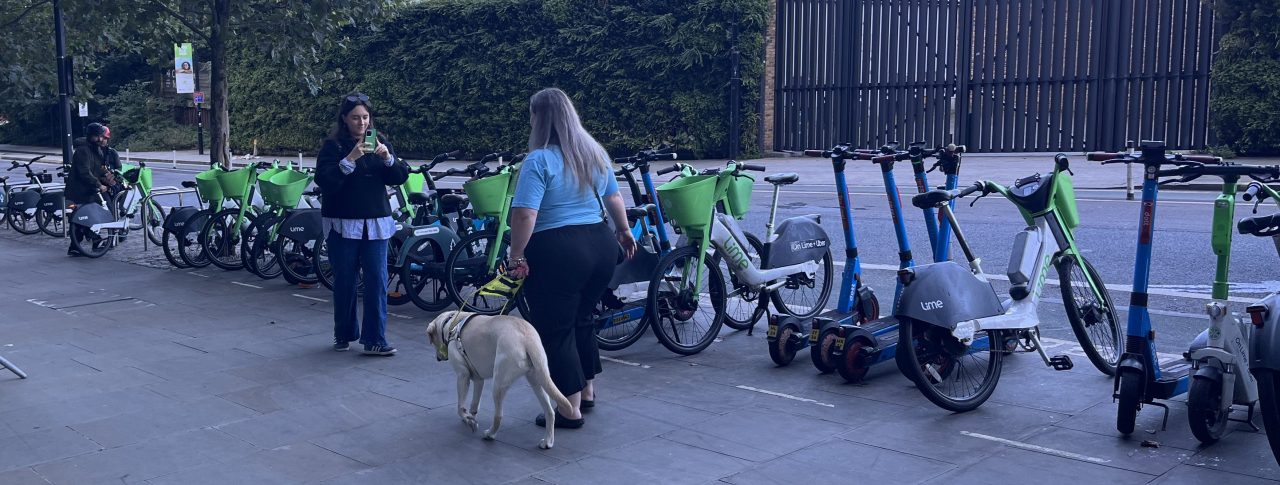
37;206;65;237
242;216;283;280
277;236;320;284
8;208;39;234
722;232;766;331
1058;254;1121;376
401;239;452;311
647;245;727;355
177;210;212;268
140;199;165;247
769;247;834;319
161;228;190;268
897;317;1004;412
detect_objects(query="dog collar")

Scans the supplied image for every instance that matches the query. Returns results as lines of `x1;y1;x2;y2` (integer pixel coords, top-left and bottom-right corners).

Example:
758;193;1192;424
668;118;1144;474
437;312;478;361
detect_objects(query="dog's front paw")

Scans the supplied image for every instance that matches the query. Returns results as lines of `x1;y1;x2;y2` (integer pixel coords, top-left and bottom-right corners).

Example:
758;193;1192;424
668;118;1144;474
538;438;552;450
483;429;497;440
460;413;478;432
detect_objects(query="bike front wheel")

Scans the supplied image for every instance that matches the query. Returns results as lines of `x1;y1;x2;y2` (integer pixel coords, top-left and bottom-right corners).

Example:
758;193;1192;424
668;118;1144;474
201;208;253;270
1058;254;1121;376
445;231;515;315
896;317;1004;412
646;245;726;355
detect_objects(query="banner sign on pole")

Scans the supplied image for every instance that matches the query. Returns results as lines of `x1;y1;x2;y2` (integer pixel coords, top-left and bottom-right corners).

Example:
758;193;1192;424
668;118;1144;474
78;102;87;117
174;43;195;94
193;91;204;104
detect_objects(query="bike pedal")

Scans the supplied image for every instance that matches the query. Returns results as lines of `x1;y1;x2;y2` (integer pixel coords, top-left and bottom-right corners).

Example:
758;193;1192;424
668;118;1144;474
1050;355;1073;371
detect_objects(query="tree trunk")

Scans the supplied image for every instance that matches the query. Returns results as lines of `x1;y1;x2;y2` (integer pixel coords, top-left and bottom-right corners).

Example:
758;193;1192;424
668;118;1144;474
209;0;231;169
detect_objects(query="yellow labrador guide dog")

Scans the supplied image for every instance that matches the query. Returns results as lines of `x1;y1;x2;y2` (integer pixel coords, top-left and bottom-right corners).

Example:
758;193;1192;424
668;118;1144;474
427;311;573;449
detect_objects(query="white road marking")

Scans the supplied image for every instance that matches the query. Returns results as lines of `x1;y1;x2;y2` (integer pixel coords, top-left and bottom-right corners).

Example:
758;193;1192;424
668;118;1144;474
734;385;836;408
387;312;413;320
292;294;329;303
600;356;652;369
187;272;209;278
960;431;1110;464
841;261;1254;303
232;281;263;289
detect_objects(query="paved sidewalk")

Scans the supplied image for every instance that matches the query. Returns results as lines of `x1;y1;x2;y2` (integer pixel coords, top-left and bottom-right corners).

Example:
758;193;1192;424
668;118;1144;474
7;143;1274;191
1;228;1277;483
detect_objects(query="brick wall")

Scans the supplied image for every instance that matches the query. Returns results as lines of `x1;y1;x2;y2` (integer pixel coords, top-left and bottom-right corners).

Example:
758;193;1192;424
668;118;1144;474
761;0;777;152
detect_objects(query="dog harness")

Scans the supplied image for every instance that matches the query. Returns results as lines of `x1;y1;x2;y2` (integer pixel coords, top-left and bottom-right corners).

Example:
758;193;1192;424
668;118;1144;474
439;312;481;378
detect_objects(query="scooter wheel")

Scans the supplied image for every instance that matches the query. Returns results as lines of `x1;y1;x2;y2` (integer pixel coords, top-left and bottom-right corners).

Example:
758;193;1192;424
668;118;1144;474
1188;374;1229;444
836;341;870;383
768;326;798;366
810;327;839;374
1116;370;1142;435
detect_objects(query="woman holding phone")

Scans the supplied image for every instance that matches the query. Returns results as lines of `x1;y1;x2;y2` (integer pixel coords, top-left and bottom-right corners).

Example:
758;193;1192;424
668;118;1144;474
315;92;409;356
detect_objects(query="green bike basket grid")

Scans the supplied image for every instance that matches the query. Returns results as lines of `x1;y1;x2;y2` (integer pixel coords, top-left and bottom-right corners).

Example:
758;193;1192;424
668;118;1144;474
463;171;513;217
216;165;256;201
263;170;311;209
657;172;756;233
405;172;427;195
254;164;287;205
194;168;225;203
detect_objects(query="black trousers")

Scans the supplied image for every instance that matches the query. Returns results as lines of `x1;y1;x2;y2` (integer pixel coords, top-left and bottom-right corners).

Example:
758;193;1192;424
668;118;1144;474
523;222;617;397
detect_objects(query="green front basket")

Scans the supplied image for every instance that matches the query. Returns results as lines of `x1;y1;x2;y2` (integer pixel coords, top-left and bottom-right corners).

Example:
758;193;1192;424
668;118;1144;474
256;166;287;206
265;170;311;209
194;168;224;203
463;172;512;217
216;165;255;201
405;172;426;195
656;175;718;233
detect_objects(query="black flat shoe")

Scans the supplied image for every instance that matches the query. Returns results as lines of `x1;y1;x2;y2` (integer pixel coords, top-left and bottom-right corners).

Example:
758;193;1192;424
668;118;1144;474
581;399;595;411
535;410;584;429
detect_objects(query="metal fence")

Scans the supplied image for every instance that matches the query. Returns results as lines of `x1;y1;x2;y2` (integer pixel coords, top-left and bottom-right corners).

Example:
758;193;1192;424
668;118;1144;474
773;0;1217;152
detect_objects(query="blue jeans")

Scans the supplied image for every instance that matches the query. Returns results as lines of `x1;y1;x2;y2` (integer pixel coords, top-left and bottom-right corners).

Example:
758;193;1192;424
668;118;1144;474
328;231;390;347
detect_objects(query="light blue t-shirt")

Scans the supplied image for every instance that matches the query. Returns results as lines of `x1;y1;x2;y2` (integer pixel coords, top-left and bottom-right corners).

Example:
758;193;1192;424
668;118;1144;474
511;145;619;233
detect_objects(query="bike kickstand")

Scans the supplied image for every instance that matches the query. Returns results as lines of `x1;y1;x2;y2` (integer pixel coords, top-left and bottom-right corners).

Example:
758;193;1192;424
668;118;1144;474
1229;402;1262;432
0;355;27;379
1146;400;1172;431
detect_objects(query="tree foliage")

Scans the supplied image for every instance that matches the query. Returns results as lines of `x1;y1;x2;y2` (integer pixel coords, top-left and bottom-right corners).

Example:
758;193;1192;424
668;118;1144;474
1210;0;1280;155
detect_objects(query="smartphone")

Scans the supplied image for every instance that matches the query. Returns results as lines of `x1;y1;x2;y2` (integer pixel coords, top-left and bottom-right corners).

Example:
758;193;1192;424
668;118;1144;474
363;129;378;151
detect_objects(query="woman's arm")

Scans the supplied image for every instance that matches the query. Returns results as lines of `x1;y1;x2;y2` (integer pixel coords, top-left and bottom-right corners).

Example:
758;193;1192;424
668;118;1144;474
507;207;538;271
377;141;409;186
604;192;636;259
314;140;346;193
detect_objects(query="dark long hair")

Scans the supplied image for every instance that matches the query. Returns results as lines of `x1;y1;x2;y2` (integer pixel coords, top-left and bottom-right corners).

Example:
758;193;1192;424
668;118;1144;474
326;92;382;142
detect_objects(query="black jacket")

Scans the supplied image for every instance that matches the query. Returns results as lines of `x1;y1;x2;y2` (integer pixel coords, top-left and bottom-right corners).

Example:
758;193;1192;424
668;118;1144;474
67;137;120;204
315;136;409;219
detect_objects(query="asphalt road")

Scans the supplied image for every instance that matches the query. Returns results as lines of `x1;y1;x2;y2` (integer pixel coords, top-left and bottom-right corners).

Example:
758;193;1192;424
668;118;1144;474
21;159;1278;357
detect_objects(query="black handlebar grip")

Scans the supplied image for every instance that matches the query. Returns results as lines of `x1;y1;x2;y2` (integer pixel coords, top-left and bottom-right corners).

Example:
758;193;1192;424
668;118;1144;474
958;182;984;198
947;144;967;154
803;149;826;158
741;164;767;172
1180;155;1221;164
1087;152;1122;161
655;152;678;160
446;150;463;158
1245;183;1262;202
656;165;680;176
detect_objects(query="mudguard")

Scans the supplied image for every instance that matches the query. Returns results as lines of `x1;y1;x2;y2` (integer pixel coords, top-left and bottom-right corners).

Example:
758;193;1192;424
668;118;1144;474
1251;294;1280;372
163;206;199;233
37;191;64;212
70;203;113;228
279;209;322;243
767;315;809;351
1194;360;1224;383
894;262;1003;330
608;247;660;287
764;215;829;269
8;190;39;212
394;224;459;268
181;210;212;237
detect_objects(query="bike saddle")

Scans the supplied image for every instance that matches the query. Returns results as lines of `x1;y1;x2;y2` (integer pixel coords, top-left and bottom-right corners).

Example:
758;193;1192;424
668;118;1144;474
181;181;197;188
765;173;799;185
1239;213;1280;237
626;204;656;223
408;192;430;205
912;189;953;209
440;193;469;213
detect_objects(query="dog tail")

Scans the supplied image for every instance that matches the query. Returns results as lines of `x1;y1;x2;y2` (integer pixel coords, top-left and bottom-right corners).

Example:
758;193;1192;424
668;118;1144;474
525;337;574;412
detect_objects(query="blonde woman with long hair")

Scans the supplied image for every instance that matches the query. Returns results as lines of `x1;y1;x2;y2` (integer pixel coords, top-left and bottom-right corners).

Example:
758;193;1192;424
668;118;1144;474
507;88;636;429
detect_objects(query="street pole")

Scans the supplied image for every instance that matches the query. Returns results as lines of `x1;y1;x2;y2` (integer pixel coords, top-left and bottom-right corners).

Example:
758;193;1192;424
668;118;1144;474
53;0;74;169
728;10;741;160
194;58;204;155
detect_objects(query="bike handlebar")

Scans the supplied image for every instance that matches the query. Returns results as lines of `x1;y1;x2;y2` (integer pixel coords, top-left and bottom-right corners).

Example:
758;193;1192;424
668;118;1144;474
740;164;766;172
1245;182;1263;202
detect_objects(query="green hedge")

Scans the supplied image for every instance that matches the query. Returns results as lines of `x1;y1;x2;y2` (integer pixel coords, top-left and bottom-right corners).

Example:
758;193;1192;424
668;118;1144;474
229;0;767;158
1210;0;1280;155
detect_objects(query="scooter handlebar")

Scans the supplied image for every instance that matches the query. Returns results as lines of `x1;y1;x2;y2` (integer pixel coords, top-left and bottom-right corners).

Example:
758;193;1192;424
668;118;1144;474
803;149;826;158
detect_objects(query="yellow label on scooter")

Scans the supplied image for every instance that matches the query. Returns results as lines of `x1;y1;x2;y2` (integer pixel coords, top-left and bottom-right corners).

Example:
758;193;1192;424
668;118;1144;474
809;328;820;343
767;324;778;338
835;337;845;350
